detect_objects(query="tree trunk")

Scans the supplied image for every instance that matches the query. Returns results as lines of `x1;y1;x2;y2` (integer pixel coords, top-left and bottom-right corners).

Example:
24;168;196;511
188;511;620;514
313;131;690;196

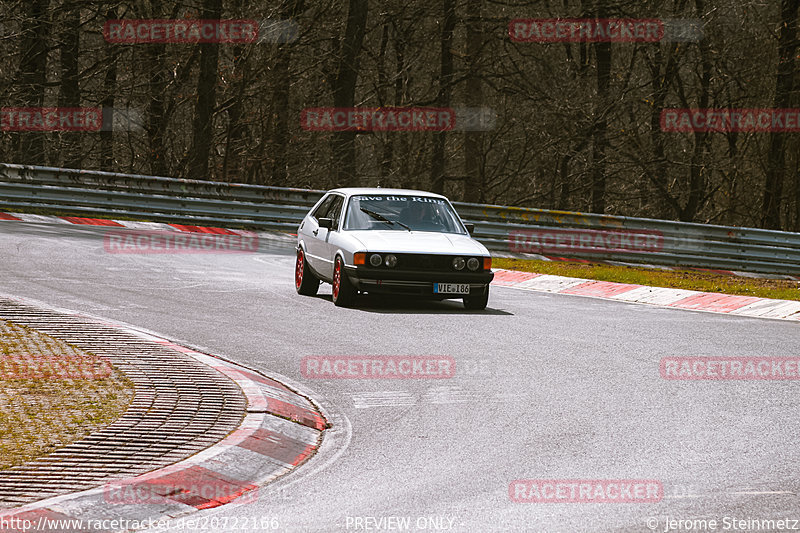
393;27;410;188
269;0;305;186
761;0;800;229
222;0;245;182
222;53;247;183
794;157;800;230
100;9;117;171
145;39;168;176
331;0;368;186
430;0;455;194
590;3;611;214
680;4;712;222
58;6;81;169
646;41;680;219
463;0;484;203
188;0;223;180
13;0;50;165
376;21;393;181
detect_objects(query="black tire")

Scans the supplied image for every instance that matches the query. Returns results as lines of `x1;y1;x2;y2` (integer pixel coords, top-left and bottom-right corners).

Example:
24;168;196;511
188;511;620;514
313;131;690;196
332;255;357;307
463;285;489;310
295;247;319;296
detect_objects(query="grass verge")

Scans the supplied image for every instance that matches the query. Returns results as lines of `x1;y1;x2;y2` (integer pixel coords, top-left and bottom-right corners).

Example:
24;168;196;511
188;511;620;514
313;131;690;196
0;320;135;469
493;257;800;301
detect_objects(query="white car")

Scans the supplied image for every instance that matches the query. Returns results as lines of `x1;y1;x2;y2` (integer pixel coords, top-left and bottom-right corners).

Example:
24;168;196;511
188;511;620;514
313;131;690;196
295;188;494;309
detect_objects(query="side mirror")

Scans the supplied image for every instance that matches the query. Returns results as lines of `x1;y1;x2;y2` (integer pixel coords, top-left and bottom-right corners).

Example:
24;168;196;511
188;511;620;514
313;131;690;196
318;217;334;230
464;223;475;235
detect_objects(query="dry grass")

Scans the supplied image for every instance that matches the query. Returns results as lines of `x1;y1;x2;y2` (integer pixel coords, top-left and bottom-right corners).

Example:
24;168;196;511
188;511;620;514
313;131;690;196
493;258;800;301
0;320;135;469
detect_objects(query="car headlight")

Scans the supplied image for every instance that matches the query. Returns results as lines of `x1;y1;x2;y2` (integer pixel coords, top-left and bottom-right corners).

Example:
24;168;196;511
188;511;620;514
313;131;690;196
452;257;465;270
384;254;398;268
467;257;480;271
369;253;383;267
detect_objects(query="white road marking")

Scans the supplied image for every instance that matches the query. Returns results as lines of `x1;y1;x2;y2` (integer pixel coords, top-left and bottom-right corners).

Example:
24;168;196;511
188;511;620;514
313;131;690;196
351;387;515;409
352;391;416;408
729;490;795;495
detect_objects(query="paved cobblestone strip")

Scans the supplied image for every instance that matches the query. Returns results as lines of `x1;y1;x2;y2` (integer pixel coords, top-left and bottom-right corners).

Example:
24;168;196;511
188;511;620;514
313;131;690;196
151;340;326;431
0;298;247;509
0;296;327;532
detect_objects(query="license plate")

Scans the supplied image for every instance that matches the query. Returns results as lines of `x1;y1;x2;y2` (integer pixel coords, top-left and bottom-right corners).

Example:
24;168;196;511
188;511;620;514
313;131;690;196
434;283;470;295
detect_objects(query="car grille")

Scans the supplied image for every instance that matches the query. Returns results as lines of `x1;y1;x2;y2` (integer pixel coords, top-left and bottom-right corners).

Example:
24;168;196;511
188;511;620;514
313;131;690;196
361;253;480;272
359;254;485;272
398;254;452;271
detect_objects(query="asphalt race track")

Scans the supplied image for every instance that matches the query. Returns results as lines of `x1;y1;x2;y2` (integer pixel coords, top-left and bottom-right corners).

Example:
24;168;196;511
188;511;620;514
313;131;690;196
2;220;799;532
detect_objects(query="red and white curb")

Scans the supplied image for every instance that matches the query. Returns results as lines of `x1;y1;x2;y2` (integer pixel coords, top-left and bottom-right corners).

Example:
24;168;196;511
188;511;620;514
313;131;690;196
492;269;800;321
0;212;297;248
0;303;326;532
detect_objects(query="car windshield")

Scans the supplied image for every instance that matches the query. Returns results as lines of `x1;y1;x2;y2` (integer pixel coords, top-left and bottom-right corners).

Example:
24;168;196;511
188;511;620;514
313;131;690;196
343;195;466;234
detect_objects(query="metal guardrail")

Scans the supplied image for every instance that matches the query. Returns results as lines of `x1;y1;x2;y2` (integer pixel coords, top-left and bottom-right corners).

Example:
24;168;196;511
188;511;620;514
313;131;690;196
0;164;320;233
2;162;800;275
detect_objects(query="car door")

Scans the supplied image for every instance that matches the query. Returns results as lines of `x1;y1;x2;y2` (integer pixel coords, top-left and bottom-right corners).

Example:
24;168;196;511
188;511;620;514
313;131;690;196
300;194;334;274
316;194;345;280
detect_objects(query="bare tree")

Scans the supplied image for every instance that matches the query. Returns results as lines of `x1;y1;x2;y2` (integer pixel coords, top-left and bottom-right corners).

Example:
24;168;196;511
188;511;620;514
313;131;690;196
430;0;455;195
331;0;368;186
463;0;484;203
187;0;223;180
12;0;51;165
761;0;799;229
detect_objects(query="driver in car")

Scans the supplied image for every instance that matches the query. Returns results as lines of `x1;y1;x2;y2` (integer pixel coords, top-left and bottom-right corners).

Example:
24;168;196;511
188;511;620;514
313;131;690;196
400;201;441;231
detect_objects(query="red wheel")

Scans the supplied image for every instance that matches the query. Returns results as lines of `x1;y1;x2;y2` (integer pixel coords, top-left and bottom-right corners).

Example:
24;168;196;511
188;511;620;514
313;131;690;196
332;256;356;307
332;259;341;299
295;250;304;288
295;248;319;296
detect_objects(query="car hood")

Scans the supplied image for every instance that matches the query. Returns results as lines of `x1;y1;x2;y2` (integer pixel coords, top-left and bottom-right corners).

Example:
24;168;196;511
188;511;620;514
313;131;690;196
346;230;489;255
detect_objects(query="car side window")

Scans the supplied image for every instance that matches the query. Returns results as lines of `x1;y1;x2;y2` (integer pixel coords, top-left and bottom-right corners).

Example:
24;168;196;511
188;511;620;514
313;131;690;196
324;195;345;229
311;195;334;220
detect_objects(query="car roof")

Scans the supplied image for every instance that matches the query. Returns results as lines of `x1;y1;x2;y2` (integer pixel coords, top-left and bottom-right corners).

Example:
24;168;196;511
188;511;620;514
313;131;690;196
328;187;448;200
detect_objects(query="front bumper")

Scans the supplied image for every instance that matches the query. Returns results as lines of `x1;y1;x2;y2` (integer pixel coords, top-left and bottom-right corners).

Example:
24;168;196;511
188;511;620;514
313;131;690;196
343;266;493;297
